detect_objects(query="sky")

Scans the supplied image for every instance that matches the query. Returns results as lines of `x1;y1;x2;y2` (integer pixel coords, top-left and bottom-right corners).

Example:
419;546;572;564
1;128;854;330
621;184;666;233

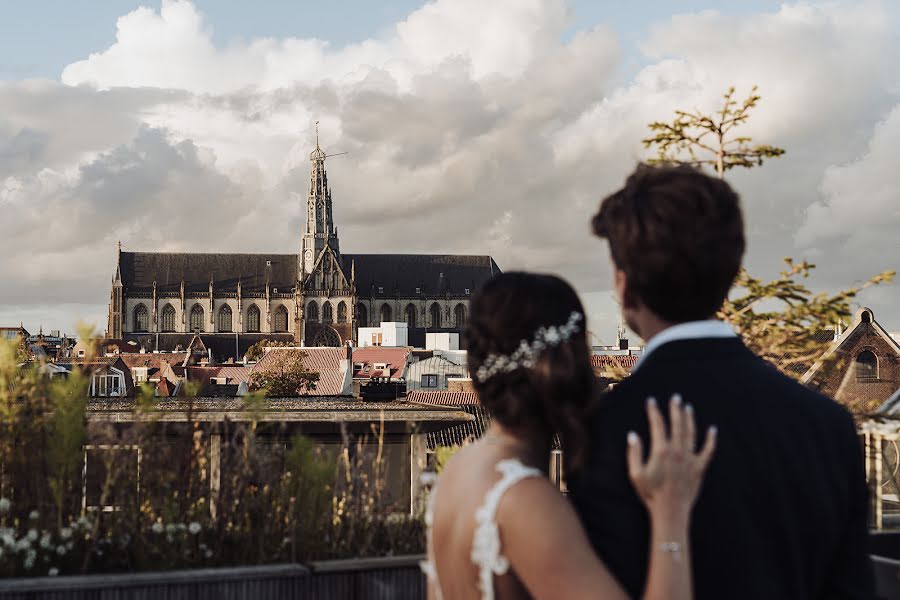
0;0;898;343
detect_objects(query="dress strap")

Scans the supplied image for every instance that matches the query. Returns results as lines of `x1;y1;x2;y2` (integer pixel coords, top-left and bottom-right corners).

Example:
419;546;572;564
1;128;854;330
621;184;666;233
471;458;543;600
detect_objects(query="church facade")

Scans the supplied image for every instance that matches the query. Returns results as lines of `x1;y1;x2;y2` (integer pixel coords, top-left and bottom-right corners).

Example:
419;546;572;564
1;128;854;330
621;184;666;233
106;141;500;359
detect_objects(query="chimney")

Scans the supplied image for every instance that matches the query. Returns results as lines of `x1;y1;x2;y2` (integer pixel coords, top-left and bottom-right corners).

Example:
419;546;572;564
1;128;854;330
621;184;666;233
619;338;629;351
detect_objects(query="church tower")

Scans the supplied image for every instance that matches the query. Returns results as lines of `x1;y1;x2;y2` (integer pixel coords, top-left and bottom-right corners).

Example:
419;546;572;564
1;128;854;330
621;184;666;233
301;126;340;275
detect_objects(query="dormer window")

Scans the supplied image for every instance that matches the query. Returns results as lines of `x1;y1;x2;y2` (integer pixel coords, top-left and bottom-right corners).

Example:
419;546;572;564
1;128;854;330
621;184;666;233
266;260;272;267
465;288;471;295
416;287;421;294
378;287;384;294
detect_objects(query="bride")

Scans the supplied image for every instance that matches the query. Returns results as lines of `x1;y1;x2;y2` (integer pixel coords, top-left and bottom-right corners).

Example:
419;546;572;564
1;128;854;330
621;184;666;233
422;272;716;600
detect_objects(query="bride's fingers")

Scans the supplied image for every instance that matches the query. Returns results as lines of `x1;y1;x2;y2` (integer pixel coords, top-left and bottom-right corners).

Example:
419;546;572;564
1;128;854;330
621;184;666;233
696;426;718;471
646;397;666;458
626;431;644;483
669;394;684;452
684;402;696;452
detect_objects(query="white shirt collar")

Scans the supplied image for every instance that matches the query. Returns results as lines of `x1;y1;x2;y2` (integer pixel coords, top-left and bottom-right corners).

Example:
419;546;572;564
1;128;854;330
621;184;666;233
635;320;737;371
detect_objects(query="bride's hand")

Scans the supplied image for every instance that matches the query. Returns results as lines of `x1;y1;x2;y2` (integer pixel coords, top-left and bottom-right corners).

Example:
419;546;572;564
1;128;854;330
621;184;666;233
626;394;716;523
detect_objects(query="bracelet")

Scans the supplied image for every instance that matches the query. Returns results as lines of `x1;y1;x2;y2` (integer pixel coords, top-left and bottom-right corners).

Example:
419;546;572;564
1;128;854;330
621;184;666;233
659;541;683;562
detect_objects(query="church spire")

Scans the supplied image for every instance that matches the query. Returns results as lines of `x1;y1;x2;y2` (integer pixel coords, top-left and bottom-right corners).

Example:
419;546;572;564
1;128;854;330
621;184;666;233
301;122;339;274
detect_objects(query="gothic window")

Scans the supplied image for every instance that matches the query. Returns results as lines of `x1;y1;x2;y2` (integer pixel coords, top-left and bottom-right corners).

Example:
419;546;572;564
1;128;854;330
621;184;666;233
323;301;333;323
454;303;467;328
247;305;261;333
133;304;149;332
161;304;176;332
406;304;417;328
357;303;368;328
333;272;340;289
218;305;233;332
307;301;319;323
190;305;205;332
380;303;393;324
274;305;289;332
856;350;879;382
430;303;442;328
337;301;348;323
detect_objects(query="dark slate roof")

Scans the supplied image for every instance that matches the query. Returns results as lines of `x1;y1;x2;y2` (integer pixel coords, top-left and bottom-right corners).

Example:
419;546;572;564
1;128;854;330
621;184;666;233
122;333;295;363
119;252;299;294
344;254;500;297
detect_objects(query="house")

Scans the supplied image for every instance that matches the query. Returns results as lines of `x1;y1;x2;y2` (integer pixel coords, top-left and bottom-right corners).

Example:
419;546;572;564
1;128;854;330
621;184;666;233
801;307;900;414
357;322;409;348
406;352;469;392
249;346;354;396
352;347;410;382
55;356;134;397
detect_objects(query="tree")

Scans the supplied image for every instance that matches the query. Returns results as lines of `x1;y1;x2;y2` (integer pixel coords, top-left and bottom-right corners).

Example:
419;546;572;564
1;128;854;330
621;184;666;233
248;349;320;397
245;339;296;363
643;86;785;178
718;259;894;378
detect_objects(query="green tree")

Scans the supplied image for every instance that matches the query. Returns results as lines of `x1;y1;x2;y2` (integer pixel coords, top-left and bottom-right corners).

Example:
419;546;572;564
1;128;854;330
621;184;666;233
248;349;320;397
643;85;785;178
245;339;295;362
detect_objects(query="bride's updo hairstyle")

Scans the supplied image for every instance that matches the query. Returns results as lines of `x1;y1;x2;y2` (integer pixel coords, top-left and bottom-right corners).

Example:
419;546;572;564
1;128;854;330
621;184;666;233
467;272;594;469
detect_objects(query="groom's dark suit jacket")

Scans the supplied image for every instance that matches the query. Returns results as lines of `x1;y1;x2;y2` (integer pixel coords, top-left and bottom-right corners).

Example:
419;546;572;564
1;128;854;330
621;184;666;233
567;336;874;599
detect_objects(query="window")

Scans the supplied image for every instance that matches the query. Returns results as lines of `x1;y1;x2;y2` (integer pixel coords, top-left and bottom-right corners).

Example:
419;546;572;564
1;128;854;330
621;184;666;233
357;303;368;328
160;304;176;332
380;303;392;324
306;301;319;323
378;287;384;294
353;362;364;371
406;304;417;328
465;288;470;295
371;333;383;347
77;350;86;358
93;374;121;396
274;305;289;332
247;305;261;332
218;305;233;332
454;303;467;328
133;304;149;332
337;301;348;323
266;260;272;266
190;305;205;332
422;374;439;388
430;303;442;328
416;287;421;294
133;368;148;384
856;350;879;382
322;301;333;323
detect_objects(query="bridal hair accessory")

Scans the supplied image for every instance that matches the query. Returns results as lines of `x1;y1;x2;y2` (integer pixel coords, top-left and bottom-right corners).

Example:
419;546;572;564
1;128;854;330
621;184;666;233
474;311;584;383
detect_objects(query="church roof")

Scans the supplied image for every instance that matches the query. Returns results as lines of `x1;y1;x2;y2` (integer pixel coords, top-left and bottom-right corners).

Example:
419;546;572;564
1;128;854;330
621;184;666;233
345;254;500;298
119;252;299;294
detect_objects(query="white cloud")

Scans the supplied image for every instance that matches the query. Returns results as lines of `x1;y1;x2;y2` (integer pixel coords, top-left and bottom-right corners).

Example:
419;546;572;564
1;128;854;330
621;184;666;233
1;0;898;335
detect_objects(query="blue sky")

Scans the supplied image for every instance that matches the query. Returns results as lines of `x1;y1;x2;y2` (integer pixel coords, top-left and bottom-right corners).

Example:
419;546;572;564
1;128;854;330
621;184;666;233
2;0;787;80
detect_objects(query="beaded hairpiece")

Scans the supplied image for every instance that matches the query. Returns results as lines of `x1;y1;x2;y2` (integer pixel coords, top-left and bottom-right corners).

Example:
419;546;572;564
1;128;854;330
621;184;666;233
474;311;584;383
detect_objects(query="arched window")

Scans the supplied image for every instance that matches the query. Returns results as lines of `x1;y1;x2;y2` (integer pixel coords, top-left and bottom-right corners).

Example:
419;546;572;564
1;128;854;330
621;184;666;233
307;301;319;323
430;303;442;328
406;304;417;328
274;305;289;332
380;303;393;324
454;303;467;328
357;303;368;327
160;304;176;332
333;272;341;289
133;304;149;332
247;305;261;333
190;304;205;332
337;301;348;323
218;305;233;332
322;301;333;323
856;350;879;382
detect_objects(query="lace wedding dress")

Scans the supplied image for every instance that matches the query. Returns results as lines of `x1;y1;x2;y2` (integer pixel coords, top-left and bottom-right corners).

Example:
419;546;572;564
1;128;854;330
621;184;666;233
421;458;543;600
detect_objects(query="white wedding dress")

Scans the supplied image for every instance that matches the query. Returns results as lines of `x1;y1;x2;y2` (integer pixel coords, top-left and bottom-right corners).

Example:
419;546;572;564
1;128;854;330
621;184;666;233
421;458;544;600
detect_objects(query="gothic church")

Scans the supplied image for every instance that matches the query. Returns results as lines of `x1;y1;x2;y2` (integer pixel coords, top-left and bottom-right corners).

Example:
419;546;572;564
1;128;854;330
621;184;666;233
106;140;500;361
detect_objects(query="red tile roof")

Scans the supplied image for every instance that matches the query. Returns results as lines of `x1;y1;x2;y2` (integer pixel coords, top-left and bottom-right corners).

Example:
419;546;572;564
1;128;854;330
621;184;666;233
407;390;480;405
590;355;639;371
118;352;188;370
250;347;349;396
352;347;410;379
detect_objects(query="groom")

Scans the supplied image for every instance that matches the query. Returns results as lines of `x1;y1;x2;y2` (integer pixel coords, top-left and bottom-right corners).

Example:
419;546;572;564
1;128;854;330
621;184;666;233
568;164;874;599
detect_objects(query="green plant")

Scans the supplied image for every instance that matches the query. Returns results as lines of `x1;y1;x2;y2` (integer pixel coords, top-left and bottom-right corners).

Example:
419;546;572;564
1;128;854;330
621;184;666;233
248;350;320;397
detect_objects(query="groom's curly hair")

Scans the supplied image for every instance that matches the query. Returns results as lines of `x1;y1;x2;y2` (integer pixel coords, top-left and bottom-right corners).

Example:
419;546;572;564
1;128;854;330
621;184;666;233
592;163;745;322
467;272;595;470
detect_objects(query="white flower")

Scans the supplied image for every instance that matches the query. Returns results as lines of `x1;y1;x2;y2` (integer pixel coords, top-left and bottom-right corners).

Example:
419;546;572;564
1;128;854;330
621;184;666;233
1;533;13;547
165;524;176;534
48;567;59;577
15;538;30;552
76;516;90;528
24;549;36;569
0;498;10;512
188;522;201;535
204;549;213;559
28;510;39;521
56;545;66;556
60;527;72;540
39;533;51;549
26;529;38;542
151;522;164;534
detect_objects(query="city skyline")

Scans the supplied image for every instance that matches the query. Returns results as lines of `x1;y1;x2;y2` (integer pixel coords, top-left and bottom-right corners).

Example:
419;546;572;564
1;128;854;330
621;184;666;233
1;0;897;341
